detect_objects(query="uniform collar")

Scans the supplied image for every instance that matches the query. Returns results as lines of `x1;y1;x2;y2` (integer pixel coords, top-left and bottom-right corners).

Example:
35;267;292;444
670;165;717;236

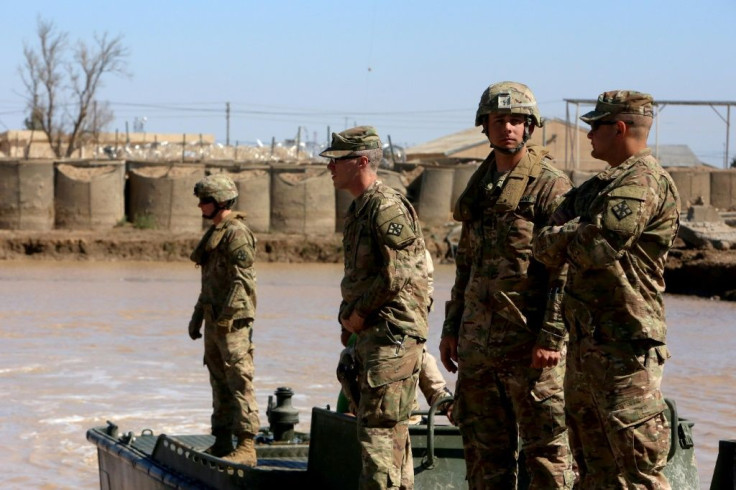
349;180;382;216
598;148;652;180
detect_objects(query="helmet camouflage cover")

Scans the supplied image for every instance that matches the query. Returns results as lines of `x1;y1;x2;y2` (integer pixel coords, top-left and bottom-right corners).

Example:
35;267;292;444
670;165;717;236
193;174;238;203
475;81;544;128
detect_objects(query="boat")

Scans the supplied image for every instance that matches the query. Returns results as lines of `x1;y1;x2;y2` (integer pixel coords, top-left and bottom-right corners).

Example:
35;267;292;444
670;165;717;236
87;386;707;489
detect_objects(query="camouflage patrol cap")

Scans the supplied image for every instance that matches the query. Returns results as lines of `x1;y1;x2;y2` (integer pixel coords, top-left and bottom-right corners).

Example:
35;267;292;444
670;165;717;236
193;174;238;203
475;81;544;128
319;126;382;159
581;90;654;123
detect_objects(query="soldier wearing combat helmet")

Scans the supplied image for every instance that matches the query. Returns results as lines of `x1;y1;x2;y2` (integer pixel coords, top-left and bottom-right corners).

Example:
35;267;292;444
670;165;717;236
323;126;430;489
474;81;544;155
440;81;574;488
534;90;680;488
188;173;260;466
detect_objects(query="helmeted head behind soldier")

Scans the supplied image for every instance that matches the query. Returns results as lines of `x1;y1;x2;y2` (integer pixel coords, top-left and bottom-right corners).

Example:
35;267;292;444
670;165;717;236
193;174;239;205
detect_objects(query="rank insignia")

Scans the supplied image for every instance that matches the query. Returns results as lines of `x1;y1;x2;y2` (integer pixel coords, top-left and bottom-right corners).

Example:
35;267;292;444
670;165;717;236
611;201;633;220
236;250;247;261
387;222;404;236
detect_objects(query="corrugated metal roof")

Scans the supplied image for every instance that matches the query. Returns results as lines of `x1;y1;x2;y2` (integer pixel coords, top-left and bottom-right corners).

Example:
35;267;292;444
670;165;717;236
405;127;486;158
655;144;704;167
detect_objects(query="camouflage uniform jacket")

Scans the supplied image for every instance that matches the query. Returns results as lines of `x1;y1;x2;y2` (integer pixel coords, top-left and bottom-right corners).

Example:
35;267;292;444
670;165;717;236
534;148;680;343
191;212;257;326
340;180;429;340
442;145;572;351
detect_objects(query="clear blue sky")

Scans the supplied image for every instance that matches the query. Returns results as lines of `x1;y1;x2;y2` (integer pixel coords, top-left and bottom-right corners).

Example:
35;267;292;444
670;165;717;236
1;0;734;166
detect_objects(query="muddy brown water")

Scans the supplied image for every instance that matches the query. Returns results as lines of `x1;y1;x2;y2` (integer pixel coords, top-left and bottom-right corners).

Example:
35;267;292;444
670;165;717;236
0;262;733;489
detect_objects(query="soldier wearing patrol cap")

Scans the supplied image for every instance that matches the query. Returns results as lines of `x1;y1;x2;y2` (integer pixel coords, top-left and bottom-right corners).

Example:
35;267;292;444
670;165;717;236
440;81;575;488
323;126;430;490
188;173;260;466
533;91;681;489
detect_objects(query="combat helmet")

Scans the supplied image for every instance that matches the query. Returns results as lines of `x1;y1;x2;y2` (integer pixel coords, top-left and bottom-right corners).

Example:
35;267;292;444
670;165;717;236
193;174;238;203
475;81;544;128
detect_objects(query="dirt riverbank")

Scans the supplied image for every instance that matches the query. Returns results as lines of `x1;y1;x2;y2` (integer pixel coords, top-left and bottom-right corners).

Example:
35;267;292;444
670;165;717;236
1;227;735;301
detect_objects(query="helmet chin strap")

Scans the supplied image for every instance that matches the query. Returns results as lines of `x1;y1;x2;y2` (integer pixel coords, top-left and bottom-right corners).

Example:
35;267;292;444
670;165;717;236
491;121;532;155
202;202;225;220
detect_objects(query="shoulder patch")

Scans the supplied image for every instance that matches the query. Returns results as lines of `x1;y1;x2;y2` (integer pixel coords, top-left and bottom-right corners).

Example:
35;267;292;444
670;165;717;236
376;202;416;249
603;185;649;233
227;229;255;267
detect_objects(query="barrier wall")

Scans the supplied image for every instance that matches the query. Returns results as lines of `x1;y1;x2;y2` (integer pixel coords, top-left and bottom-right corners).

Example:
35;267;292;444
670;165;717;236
218;166;271;233
0;159;55;230
128;164;204;232
710;170;736;211
3;159;736;234
452;163;480;211
271;165;335;234
54;161;126;229
416;167;455;226
666;168;711;210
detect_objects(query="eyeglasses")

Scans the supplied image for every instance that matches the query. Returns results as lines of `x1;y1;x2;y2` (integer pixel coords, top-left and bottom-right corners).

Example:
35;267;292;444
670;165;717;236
590;120;634;131
329;156;359;163
198;197;216;206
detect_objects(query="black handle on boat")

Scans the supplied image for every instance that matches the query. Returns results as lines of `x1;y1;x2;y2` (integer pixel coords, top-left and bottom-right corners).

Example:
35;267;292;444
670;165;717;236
664;398;678;462
423;395;453;470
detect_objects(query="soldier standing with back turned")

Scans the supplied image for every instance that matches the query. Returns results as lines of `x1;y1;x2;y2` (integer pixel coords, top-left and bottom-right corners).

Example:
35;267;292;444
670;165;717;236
533;91;680;489
188;174;260;466
322;126;430;490
439;81;574;489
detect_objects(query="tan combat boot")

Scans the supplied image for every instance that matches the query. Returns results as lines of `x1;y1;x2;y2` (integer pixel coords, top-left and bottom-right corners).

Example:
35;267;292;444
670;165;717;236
223;432;257;466
204;429;234;457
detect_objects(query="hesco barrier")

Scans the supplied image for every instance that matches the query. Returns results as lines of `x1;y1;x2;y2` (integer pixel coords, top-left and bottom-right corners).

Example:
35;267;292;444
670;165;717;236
271;165;335;234
665;167;711;210
55;161;126;229
452;163;480;212
128;164;204;232
0;159;55;230
416;167;455;226
710;169;736;211
209;165;271;233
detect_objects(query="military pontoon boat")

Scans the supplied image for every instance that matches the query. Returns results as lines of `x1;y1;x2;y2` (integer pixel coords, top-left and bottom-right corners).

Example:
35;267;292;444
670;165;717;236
87;388;707;489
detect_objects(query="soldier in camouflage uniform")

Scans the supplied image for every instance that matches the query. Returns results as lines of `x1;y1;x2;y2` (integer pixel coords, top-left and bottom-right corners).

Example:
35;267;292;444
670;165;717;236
439;81;574;489
188;174;260;466
322;126;430;490
533;91;681;489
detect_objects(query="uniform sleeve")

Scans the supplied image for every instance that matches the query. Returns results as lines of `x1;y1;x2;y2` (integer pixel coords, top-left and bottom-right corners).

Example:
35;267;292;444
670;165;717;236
219;226;257;322
533;173;573;350
532;185;580;269
567;181;657;270
351;200;418;318
442;223;471;338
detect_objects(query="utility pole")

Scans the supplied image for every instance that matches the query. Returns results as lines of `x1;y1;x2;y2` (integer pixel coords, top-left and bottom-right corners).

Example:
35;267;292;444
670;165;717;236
226;102;231;146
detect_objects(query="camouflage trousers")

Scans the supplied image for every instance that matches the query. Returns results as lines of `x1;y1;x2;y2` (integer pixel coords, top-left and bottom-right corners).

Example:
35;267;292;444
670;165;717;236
454;318;574;489
203;319;260;436
565;322;671;490
355;321;423;490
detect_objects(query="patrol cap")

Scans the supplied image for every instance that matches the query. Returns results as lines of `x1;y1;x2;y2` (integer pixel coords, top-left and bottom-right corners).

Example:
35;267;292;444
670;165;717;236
319;126;382;159
581;90;654;123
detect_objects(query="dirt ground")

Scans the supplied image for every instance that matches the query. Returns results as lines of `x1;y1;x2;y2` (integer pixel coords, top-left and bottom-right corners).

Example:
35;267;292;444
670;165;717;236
1;226;734;301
